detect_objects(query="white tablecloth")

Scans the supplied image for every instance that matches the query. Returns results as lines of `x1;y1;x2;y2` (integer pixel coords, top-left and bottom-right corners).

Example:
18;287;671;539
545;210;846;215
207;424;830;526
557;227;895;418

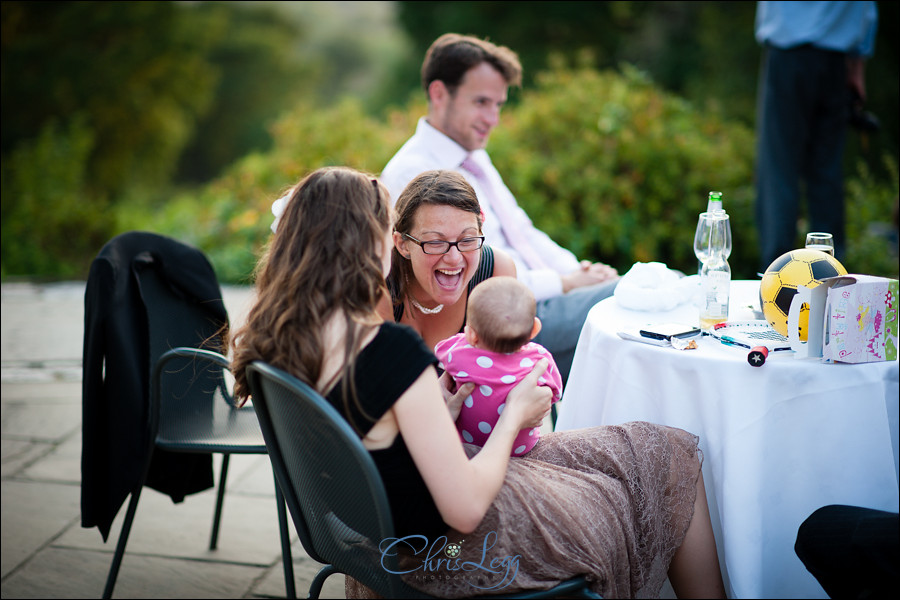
555;280;899;599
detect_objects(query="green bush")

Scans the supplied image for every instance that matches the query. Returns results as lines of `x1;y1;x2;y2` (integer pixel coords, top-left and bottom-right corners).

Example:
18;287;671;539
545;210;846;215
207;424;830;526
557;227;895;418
844;155;900;280
1;116;114;278
490;62;758;278
123;63;898;284
122;97;423;283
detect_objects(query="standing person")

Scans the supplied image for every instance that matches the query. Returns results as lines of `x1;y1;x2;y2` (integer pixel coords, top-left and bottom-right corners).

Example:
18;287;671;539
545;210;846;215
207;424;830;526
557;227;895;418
434;276;563;457
754;1;878;270
380;33;619;384
235;166;726;599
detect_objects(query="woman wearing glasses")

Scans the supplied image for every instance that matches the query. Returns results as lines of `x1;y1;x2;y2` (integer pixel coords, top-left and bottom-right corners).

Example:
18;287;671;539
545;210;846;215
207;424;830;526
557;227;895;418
383;169;517;351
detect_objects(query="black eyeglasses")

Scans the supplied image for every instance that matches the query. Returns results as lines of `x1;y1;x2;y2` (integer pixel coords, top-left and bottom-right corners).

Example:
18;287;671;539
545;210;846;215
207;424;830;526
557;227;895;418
403;233;485;255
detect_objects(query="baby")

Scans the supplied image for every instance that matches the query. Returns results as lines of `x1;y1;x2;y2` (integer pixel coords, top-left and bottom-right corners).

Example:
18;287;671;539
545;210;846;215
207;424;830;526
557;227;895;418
434;276;562;456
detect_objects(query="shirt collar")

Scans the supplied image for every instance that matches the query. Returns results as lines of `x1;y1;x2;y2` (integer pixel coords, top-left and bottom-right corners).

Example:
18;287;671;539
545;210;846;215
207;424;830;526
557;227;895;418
416;117;485;170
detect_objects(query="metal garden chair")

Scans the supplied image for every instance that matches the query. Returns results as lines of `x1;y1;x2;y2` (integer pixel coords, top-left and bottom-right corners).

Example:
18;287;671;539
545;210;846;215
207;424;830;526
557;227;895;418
82;232;295;598
246;360;601;599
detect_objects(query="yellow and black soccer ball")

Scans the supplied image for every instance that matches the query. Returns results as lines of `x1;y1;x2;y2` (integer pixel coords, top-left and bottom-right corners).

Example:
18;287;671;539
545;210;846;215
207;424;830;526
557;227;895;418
760;249;847;340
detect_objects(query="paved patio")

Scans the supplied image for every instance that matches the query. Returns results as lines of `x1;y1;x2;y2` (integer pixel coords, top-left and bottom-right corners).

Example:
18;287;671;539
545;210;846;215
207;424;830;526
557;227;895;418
1;281;345;599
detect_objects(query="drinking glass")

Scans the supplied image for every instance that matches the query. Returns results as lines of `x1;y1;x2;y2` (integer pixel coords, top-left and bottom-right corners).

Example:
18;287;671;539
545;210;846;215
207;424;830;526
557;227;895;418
694;212;731;271
805;232;834;256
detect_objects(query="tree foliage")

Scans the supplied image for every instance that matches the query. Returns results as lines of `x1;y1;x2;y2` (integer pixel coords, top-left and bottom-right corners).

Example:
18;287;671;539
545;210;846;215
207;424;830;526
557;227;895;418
1;1;896;281
124;62;897;284
119;96;422;283
1;116;106;277
490;60;758;275
173;2;318;182
395;2;760;121
1;1;219;195
1;1;222;277
396;0;898;175
0;1;316;277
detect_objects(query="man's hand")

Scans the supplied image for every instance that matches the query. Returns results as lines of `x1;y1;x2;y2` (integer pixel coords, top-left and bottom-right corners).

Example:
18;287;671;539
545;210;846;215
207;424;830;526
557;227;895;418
561;260;619;293
846;56;866;104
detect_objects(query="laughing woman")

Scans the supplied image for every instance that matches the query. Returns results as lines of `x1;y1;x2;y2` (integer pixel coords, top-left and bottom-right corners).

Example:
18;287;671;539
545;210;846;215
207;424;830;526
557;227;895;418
382;169;516;350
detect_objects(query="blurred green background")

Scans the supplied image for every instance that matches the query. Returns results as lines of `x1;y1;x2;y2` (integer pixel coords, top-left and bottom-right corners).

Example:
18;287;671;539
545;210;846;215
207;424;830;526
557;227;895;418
2;1;898;284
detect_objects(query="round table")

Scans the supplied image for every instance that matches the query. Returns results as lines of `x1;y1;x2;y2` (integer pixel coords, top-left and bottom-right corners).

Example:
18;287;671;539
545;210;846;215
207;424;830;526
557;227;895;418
555;280;899;599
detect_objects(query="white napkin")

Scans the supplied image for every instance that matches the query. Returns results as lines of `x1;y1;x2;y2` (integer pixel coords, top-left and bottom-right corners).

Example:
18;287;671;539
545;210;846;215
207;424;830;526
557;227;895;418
614;261;698;311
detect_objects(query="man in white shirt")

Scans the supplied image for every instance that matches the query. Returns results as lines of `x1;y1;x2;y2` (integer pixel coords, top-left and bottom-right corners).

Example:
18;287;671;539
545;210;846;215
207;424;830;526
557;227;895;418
381;33;618;382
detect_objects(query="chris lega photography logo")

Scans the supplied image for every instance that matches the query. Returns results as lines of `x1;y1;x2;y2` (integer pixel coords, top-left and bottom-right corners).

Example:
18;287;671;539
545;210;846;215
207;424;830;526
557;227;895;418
379;531;520;591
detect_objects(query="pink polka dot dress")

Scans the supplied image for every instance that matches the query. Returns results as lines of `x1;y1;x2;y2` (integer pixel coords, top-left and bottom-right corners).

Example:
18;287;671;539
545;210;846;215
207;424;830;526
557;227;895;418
434;333;562;456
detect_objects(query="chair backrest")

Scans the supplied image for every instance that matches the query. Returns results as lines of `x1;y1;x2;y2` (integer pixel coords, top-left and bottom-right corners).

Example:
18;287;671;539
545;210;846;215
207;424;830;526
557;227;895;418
82;231;228;536
247;361;427;599
136;264;240;448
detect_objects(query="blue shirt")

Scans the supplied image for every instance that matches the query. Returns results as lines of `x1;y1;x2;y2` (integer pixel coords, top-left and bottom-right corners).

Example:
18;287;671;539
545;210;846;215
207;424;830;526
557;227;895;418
755;1;878;57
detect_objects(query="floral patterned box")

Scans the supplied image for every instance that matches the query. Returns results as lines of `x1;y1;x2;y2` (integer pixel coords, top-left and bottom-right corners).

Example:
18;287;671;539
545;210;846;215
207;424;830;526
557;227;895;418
821;275;899;364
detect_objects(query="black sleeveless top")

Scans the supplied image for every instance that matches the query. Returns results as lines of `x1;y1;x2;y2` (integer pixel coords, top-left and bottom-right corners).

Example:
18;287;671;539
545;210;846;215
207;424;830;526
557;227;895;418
390;244;496;323
324;322;447;539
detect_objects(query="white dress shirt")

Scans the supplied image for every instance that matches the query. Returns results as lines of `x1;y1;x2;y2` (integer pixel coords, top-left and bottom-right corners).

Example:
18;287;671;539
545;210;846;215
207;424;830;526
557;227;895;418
380;118;580;301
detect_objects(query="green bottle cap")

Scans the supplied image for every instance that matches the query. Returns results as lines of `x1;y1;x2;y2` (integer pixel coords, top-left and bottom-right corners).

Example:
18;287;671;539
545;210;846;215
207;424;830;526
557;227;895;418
707;191;724;214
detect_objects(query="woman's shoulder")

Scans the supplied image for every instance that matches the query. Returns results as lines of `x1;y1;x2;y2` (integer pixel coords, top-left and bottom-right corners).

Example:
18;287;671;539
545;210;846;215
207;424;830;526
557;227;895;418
354;322;439;411
376;321;427;343
467;245;516;293
368;322;438;363
490;246;517;278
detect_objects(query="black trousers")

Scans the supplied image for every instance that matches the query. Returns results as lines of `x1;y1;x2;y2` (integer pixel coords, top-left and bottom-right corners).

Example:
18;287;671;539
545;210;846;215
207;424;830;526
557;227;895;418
795;504;899;599
755;44;850;270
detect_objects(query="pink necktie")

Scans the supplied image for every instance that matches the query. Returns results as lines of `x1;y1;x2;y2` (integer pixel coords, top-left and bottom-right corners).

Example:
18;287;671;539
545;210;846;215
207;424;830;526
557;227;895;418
461;156;546;269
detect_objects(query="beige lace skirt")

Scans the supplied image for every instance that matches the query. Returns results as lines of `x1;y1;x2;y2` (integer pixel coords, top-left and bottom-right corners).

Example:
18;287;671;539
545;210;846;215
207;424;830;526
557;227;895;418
347;421;702;599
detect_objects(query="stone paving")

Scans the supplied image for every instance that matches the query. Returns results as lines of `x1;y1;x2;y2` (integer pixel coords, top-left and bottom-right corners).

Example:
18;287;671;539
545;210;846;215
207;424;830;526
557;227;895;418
1;281;345;599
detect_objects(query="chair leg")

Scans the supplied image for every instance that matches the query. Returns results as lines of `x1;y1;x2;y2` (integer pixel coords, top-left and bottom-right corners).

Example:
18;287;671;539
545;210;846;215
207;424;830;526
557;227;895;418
274;475;296;598
209;453;230;550
308;564;340;600
102;486;144;599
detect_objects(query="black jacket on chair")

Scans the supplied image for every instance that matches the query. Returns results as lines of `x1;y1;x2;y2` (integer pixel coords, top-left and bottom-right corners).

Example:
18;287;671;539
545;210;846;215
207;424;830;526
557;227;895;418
81;231;227;541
